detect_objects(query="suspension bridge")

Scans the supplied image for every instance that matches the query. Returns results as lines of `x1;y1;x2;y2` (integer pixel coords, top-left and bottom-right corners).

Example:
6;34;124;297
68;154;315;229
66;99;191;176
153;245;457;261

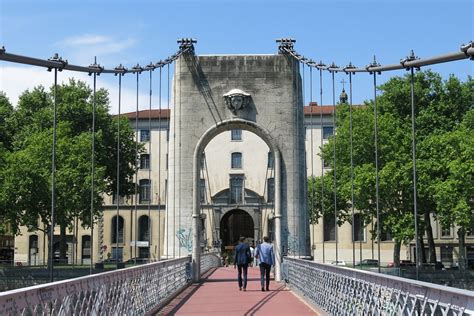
0;39;473;315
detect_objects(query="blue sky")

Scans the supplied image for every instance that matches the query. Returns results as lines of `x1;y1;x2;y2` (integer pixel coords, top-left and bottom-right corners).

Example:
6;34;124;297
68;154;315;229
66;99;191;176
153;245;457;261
0;0;472;113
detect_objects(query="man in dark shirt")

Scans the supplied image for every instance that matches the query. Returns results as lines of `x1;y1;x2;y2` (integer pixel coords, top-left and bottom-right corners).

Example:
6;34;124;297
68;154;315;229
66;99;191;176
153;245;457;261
234;236;251;291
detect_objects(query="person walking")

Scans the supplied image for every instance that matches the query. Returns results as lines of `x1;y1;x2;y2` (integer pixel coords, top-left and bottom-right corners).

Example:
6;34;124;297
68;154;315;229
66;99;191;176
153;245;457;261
234;236;251;291
255;236;274;292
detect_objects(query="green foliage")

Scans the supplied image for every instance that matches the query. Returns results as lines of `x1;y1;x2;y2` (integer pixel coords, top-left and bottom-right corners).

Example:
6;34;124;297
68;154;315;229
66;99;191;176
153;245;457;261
0;79;141;234
308;71;472;254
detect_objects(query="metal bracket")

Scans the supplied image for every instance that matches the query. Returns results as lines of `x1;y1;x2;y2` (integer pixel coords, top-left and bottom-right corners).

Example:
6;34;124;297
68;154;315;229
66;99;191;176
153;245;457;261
344;62;357;75
400;49;420;71
460;41;474;60
131;64;143;74
88;57;104;76
114;64;127;76
47;53;68;72
327;62;339;73
366;56;381;75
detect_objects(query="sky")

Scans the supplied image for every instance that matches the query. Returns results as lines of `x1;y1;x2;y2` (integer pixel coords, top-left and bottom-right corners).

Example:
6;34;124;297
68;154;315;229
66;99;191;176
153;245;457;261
0;0;472;114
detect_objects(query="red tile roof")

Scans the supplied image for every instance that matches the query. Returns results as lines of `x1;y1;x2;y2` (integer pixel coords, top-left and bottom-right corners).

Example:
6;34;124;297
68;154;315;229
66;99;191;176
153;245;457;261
118;105;335;118
119;109;170;119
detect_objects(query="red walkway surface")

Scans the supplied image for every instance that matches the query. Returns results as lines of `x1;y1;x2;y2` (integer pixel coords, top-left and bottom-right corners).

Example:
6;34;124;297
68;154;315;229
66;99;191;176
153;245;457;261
157;266;319;315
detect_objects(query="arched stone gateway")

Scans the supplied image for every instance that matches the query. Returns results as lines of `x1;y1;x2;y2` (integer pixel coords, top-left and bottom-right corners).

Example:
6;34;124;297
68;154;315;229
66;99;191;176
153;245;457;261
220;209;254;249
165;54;310;281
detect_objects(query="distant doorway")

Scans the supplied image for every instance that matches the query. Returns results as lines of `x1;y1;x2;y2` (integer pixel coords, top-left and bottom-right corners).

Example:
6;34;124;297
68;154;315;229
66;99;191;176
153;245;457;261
220;209;254;250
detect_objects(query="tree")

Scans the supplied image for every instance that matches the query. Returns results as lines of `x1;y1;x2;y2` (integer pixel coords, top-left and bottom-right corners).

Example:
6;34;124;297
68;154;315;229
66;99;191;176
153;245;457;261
0;80;141;265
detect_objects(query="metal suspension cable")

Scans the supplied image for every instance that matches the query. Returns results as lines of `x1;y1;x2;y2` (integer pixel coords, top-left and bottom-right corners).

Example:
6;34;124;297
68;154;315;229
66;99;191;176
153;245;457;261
146;63;153;262
133;65;142;265
402;50;421;281
369;57;382;274
345;64;356;269
276;39;473;73
330;65;338;265
49;53;62;283
157;67;162;262
164;64;171;260
178;58;182;257
0;39;196;75
309;66;315;258
115;65;124;270
89;57;101;274
319;66;325;264
301;63;306;259
171;61;176;259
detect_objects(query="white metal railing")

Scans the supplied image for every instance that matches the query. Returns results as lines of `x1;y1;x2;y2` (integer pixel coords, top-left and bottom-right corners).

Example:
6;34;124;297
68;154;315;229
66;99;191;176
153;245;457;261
200;252;221;274
283;257;474;315
0;257;191;315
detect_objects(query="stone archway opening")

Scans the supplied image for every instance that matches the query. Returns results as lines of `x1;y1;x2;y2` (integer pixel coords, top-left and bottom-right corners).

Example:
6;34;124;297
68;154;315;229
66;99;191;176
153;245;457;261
220;209;254;250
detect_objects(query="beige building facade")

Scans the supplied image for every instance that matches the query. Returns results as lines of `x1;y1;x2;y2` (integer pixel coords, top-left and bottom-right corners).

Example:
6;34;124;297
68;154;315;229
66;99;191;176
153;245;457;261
13;105;473;267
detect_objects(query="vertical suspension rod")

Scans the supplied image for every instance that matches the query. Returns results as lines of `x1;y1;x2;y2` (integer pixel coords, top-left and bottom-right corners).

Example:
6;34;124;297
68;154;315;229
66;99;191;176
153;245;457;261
331;68;338;264
372;68;381;274
410;66;420;280
90;58;97;274
49;67;58;283
134;69;140;265
319;66;325;264
349;70;355;268
147;67;153;262
116;71;123;270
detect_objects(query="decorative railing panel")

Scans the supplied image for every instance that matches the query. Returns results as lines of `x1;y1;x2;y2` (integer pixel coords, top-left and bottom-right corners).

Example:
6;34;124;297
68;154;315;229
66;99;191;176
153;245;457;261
200;252;221;274
0;257;191;316
283;257;474;315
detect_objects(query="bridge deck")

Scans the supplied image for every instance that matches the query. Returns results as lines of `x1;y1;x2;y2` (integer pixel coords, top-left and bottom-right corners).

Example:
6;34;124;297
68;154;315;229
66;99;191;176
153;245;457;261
156;266;318;315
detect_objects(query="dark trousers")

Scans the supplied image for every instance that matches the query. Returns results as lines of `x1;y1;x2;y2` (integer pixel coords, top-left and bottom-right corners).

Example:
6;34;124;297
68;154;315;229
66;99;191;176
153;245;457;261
237;264;249;289
259;262;271;289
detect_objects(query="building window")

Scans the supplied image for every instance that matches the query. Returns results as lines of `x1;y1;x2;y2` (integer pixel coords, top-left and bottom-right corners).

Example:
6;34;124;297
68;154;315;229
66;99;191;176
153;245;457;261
140;154;150;169
111;216;124;244
441;224;451;237
140;129;150;142
82;235;91;259
231;152;242;169
441;246;453;263
139;179;151;203
267;152;274;169
231;129;242;141
323;159;330;169
111;247;123;261
139;215;150;241
112;194;124;205
230;177;243;204
323;126;334;140
467;220;474;237
267;178;275;203
353;214;365;242
323;214;336;241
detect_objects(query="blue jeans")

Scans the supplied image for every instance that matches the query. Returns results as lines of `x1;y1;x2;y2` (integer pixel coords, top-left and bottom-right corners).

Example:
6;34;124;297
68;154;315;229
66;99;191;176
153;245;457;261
259;262;271;289
237;264;249;289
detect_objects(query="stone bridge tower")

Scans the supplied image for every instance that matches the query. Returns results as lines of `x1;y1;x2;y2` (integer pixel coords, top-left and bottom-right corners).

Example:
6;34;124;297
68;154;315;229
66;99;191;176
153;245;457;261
165;51;310;279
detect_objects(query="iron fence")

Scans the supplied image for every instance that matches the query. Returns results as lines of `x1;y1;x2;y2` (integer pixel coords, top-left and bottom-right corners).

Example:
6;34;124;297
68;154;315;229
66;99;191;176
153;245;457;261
0;257;192;315
200;252;221;274
283;257;474;315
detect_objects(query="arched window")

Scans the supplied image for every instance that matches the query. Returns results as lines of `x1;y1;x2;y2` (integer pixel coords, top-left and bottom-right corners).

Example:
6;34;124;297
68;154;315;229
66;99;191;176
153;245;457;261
231;152;242;169
139;215;150;241
139;179;151;203
111;216;124;244
140;154;150;169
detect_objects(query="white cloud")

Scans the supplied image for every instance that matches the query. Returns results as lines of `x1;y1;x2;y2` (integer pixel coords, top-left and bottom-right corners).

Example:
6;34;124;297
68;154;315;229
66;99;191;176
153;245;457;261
56;34;137;65
59;35;111;47
0;66;172;115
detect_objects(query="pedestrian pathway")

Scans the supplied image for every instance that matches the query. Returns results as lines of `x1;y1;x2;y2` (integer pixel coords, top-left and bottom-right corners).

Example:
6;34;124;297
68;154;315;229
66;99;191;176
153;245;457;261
156;266;318;315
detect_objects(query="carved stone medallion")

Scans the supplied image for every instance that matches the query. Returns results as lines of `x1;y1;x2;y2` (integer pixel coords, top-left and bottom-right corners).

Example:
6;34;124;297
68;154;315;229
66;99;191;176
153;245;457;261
223;89;250;114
